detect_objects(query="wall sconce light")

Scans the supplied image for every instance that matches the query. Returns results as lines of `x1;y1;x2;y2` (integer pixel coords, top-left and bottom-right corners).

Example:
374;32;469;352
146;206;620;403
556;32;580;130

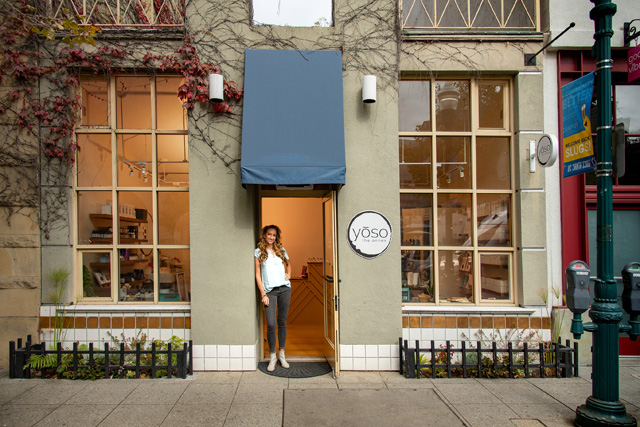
129;167;133;177
140;163;146;175
209;73;224;103
362;75;376;103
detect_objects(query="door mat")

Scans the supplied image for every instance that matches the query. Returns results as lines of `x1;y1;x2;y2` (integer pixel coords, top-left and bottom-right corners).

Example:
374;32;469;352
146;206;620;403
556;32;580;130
283;389;465;426
257;361;332;378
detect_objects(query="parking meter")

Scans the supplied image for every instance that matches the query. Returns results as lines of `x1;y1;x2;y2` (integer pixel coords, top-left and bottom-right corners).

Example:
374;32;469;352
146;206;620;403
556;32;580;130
621;262;640;340
566;261;591;338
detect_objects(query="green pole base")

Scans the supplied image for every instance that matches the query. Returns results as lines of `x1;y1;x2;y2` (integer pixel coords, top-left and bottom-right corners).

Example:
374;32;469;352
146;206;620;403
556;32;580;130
575;397;637;426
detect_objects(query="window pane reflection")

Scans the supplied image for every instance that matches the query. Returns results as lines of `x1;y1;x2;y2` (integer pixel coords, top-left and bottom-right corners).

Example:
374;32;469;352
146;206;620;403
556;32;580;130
437;194;472;246
480;253;510;300
117;135;152;188
615;85;640;186
399;80;431;132
77;134;111;187
158;192;189;245
80;76;108;126
436;137;471;189
158;135;189;187
401;193;432;246
438;250;473;303
399;136;431;189
402;250;433;303
477;194;511;247
476;137;511;189
479;83;505;128
116;76;151;129
156;77;187;130
436;80;470;132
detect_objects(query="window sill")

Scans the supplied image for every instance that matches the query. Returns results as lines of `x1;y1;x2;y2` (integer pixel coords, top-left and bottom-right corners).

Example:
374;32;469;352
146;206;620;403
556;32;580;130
40;304;190;316
402;30;543;42
402;305;537;315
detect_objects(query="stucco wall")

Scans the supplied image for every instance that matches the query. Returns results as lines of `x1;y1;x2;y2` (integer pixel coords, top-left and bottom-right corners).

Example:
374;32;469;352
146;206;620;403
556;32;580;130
187;0;401;346
547;0;639;49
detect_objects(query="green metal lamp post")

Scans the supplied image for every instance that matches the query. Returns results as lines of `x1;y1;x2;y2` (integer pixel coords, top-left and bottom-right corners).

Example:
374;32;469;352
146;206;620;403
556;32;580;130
574;1;637;426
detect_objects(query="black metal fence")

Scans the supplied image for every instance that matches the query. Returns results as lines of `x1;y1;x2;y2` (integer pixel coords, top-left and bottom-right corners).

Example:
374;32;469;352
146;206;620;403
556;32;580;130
9;335;193;379
399;337;579;379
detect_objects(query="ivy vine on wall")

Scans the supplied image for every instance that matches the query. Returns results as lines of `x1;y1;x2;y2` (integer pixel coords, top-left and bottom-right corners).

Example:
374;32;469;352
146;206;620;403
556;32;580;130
0;0;241;234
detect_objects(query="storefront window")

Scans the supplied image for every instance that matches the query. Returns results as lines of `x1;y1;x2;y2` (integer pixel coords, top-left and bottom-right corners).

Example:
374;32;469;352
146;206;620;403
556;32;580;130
399;76;515;305
75;75;190;303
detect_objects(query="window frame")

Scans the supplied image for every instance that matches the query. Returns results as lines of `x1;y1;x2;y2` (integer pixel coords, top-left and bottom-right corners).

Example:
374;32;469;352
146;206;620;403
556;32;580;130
73;74;190;304
399;75;517;306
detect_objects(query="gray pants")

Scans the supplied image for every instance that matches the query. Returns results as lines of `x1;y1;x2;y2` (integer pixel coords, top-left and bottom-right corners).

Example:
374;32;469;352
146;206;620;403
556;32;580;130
265;285;291;354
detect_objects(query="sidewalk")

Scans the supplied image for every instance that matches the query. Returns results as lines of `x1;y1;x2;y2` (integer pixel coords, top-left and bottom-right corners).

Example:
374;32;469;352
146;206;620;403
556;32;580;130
0;361;639;427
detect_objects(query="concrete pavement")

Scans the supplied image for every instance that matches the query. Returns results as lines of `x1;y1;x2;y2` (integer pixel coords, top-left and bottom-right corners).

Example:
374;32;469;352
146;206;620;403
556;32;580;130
0;360;639;427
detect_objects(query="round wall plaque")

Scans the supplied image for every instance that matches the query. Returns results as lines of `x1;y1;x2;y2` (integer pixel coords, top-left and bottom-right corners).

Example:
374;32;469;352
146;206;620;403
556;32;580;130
537;134;559;167
347;211;392;259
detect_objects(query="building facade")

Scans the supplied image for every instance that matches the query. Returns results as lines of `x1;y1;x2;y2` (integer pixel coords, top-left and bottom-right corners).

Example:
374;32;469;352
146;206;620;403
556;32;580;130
1;0;577;371
543;0;640;356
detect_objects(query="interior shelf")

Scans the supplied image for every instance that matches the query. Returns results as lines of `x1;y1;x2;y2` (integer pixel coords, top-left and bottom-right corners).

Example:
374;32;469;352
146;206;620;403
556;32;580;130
89;214;147;224
90;259;149;269
89;238;148;244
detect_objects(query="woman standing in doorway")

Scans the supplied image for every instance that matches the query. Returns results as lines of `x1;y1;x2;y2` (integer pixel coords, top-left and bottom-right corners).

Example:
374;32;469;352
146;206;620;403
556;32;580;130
255;225;292;372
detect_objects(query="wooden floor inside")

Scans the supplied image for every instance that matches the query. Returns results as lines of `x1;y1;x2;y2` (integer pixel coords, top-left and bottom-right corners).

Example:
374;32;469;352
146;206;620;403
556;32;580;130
263;323;324;358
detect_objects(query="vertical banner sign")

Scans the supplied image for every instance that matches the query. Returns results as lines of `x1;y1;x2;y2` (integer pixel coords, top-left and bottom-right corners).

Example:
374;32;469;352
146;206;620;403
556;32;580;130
561;72;596;178
629;44;640;83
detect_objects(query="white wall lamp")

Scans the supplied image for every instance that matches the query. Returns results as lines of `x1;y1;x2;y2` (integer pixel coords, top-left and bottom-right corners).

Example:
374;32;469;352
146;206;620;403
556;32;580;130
209;73;224;103
362;75;376;103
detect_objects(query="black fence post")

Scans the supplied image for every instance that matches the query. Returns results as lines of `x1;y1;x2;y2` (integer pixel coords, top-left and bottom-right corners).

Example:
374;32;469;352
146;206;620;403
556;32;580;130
24;339;32;379
507;342;513;378
167;343;173;379
430;340;436;379
56;342;62;379
446;341;452;378
72;342;78;373
136;343;141;379
476;341;482;378
461;342;467;378
104;342;110;378
554;340;560;378
9;341;16;379
151;342;157;379
398;337;403;375
119;343;125;379
40;340;47;379
524;343;530;378
188;340;193;376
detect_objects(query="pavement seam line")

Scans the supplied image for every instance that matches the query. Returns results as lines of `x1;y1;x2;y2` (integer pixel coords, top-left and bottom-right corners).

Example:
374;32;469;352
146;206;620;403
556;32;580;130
221;373;242;425
159;382;190;426
93;382;141;426
431;383;472;427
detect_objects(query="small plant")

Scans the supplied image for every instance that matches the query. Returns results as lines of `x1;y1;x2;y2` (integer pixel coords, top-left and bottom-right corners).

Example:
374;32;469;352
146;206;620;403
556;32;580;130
47;268;70;346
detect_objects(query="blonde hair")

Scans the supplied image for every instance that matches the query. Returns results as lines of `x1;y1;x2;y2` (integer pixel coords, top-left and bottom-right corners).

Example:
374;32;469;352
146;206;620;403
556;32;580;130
257;225;289;265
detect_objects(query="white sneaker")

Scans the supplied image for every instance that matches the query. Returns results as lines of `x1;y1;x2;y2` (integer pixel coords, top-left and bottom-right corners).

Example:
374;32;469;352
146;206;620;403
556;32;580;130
267;353;277;372
278;350;289;369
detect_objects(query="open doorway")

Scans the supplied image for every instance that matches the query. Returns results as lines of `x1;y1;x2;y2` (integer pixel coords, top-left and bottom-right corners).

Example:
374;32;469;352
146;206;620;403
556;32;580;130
261;197;325;358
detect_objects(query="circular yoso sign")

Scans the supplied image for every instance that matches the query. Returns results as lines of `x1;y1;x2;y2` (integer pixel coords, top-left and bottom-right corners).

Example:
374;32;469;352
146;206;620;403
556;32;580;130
347;211;392;259
536;134;559;167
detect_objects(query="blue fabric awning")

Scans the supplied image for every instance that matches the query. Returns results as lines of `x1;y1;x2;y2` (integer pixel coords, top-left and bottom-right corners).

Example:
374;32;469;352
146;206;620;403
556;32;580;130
241;49;346;185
